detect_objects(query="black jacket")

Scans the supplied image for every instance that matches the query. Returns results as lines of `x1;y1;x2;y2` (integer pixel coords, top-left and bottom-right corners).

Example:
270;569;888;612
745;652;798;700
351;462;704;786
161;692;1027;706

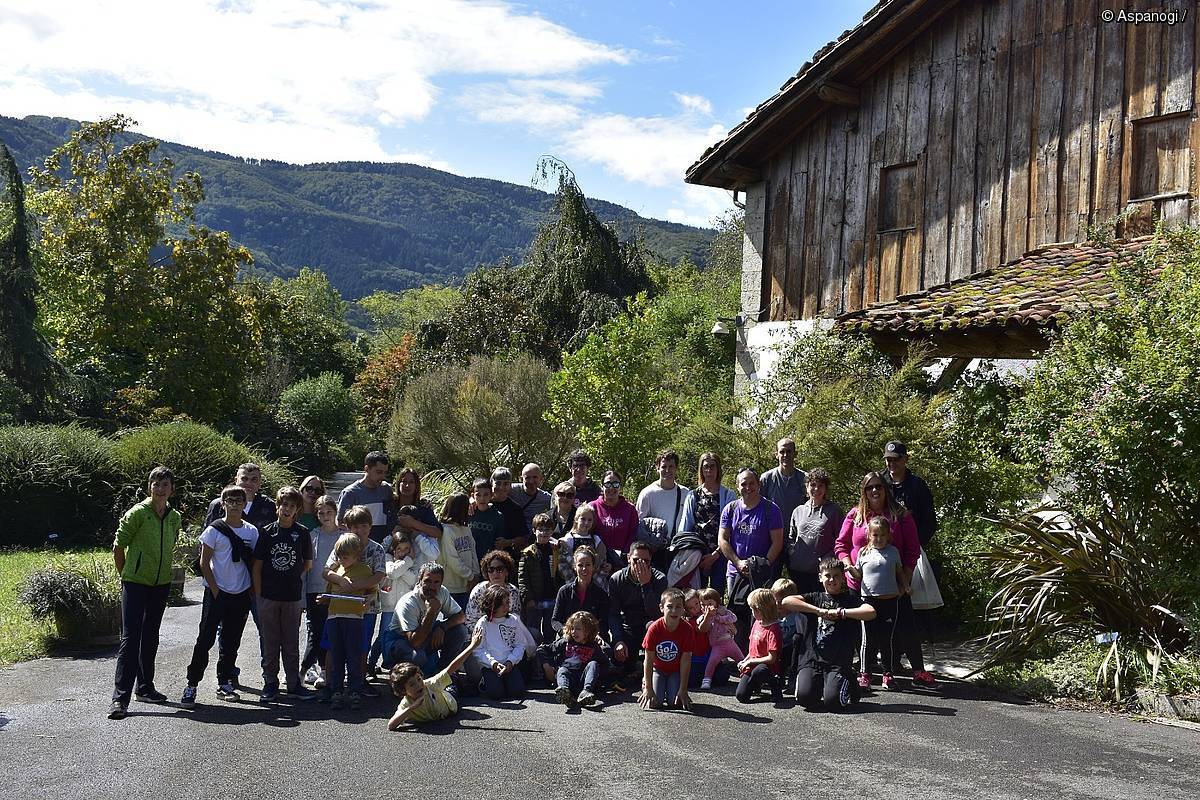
885;470;937;547
204;493;277;531
551;579;611;639
606;565;667;647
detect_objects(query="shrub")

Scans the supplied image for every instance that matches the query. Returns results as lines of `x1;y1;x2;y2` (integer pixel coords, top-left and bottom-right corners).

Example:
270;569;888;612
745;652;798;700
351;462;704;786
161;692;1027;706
17;555;121;642
111;421;296;525
278;371;355;446
0;424;121;546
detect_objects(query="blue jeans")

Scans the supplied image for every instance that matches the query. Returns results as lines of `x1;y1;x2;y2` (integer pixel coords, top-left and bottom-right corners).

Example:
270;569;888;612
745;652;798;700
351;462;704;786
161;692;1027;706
368;610;394;668
389;622;469;675
480;665;526;700
327;617;365;694
556;661;600;694
651;668;682;706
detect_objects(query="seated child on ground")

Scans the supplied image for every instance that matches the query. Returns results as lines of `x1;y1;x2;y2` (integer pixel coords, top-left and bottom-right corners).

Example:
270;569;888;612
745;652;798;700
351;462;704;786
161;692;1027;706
473;584;530;700
780;558;877;711
640;588;694;711
735;588;784;704
696;587;743;690
387;628;484;730
543;610;611;707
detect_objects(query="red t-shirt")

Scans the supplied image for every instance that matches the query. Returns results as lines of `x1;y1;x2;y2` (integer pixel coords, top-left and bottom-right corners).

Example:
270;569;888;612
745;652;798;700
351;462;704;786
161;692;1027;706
746;620;783;674
642;617;695;674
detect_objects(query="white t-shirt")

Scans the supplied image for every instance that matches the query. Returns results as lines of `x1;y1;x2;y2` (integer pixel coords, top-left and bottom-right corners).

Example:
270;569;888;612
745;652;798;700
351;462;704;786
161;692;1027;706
635;482;687;538
200;522;259;594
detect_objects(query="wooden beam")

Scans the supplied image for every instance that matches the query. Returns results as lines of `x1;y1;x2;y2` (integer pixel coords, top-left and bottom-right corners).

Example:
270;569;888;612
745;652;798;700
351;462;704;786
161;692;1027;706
717;162;763;185
817;80;861;106
934;357;973;392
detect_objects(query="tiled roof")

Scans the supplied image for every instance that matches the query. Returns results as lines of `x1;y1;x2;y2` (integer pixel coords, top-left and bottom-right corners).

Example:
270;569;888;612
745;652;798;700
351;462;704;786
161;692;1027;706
834;238;1153;334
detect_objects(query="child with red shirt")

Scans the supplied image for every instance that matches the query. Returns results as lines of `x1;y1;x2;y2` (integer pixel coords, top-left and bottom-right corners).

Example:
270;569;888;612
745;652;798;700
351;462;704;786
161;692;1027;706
735;588;784;705
640;588;694;710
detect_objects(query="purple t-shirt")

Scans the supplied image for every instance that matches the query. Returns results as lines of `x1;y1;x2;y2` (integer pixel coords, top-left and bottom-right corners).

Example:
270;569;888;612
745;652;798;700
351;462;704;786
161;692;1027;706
720;498;784;581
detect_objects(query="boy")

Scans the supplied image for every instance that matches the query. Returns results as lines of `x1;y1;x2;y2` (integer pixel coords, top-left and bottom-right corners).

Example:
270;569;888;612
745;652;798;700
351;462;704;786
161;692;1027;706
780;558;877;710
302;496;341;687
320;533;373;709
252;486;314;702
771;577;804;688
181;485;259;708
517;512;561;643
322;505;386;698
640;588;694;711
387;627;484;730
468;477;505;560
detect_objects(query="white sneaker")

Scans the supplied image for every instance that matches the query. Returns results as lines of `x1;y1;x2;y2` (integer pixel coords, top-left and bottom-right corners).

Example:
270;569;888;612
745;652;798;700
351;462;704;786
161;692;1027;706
700;678;712;690
303;666;320;686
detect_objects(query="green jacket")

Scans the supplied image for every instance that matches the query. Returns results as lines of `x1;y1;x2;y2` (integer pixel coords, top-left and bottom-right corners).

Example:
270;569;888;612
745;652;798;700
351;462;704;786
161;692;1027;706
115;498;182;586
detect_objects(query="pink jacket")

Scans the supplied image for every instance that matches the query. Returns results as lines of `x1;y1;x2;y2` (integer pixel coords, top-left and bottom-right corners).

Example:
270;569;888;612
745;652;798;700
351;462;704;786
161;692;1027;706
590;497;639;553
833;508;919;591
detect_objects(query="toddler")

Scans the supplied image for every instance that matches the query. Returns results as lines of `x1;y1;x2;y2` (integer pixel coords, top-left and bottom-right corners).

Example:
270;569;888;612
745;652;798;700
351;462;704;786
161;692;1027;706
369;533;419;675
543;610;611;707
398;503;440;562
696;587;743;690
735;588;784;704
849;516;907;690
387;628;484;729
640;588;694;711
473;583;529;700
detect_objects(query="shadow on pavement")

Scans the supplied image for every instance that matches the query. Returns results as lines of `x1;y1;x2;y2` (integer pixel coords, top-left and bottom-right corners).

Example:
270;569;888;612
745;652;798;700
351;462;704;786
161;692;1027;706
689;702;773;723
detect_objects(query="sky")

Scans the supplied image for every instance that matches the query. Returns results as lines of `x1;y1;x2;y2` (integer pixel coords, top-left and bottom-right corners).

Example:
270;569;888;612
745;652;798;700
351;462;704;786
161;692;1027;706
1;0;877;228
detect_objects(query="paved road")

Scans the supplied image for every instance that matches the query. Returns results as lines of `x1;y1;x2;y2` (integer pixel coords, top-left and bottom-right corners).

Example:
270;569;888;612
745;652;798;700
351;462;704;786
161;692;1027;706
1;580;1195;800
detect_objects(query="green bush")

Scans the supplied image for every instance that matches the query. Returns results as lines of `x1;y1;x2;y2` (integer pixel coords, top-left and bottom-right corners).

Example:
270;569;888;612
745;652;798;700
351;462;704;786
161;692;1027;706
278;371;355;446
111;421;296;525
980;640;1111;702
0;425;121;546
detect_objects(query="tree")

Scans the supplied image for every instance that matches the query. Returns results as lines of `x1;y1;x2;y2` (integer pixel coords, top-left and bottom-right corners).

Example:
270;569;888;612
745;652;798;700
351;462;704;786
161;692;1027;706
28;116;255;421
278;372;356;456
357;285;460;349
0;143;56;416
264;268;364;383
352;335;416;437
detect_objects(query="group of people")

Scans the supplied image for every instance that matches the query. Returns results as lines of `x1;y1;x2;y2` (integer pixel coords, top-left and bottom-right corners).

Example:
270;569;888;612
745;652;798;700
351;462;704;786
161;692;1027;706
107;440;941;729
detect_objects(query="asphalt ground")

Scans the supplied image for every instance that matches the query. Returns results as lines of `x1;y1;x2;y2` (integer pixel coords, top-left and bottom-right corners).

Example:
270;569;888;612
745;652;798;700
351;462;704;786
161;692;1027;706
1;579;1196;800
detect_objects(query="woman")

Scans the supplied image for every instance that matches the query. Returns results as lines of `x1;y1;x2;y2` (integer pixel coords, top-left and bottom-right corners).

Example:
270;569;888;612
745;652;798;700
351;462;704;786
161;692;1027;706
544;545;611;683
833;472;933;688
393;468;443;542
787;467;844;595
589;469;639;563
297;475;326;530
548;481;577;538
679;452;737;594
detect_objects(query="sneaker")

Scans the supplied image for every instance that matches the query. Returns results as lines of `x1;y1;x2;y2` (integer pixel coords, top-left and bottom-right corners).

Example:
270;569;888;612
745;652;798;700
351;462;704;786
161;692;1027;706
881;673;895;691
303;666;320;686
348;692;362;710
329;692;344;710
856;671;871;689
107;701;127;720
315;689;331;704
367;663;380;679
135;688;168;704
180;685;198;709
838;676;852;708
260;684;279;703
314;675;326;689
360;684;380;698
912;670;938;688
285;685;316;701
216;682;240;702
556;686;574;705
577;689;596;707
700;678;712;690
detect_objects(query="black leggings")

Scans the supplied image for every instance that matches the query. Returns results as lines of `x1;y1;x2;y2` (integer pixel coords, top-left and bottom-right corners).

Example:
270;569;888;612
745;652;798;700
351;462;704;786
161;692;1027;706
795;663;857;709
861;595;923;673
735;663;783;703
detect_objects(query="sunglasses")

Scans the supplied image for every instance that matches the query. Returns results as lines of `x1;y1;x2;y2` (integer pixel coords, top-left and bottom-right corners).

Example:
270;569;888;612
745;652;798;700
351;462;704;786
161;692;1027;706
865;484;884;492
557;491;575;497
486;565;507;574
302;486;322;494
602;481;621;489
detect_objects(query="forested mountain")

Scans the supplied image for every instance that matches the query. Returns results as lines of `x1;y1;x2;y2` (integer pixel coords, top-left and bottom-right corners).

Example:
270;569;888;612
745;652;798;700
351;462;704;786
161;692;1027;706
0;115;714;298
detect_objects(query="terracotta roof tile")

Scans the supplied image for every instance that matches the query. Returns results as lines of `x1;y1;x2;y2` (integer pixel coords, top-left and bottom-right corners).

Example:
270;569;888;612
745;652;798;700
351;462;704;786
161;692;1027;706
834;238;1153;334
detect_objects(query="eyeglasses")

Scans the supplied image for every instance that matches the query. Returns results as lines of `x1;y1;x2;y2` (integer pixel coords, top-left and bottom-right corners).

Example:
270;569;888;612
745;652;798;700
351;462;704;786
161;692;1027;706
302;486;321;494
557;491;575;497
602;481;621;489
222;497;246;505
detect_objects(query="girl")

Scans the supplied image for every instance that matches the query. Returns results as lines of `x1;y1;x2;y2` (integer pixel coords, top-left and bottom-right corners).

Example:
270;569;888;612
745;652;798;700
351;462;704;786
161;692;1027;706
369;533;418;675
850;516;907;690
397;504;440;562
387;627;484;729
697;587;743;690
436;493;480;609
302;496;341;688
473;584;529;700
542;610;611;707
297;475;326;530
735;588;784;704
558;504;608;582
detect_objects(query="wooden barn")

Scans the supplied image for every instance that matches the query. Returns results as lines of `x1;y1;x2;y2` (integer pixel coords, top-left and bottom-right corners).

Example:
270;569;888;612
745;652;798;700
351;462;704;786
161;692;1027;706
686;0;1197;386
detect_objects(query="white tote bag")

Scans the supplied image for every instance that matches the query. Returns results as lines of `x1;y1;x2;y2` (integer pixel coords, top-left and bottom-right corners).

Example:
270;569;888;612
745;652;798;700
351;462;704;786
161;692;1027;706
909;549;944;610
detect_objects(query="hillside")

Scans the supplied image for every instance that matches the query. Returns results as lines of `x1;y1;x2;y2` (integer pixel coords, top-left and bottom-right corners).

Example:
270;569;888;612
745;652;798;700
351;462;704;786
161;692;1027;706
0;115;714;298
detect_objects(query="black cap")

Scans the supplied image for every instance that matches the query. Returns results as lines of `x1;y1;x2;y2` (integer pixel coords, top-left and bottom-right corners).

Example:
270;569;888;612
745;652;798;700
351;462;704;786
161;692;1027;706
883;440;907;457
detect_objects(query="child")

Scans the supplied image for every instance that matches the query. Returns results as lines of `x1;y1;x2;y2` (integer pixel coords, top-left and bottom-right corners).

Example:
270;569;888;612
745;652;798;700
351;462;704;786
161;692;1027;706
181;484;259;708
558;505;608;582
473;583;529;700
398;503;440;562
780;558;877;711
437;493;480;608
518;512;562;643
849;516;907;690
640;588;694;711
302;497;341;688
387;627;485;730
368;533;419;676
771;577;804;688
468;477;506;560
543;610;611;706
320;532;373;709
322;505;387;699
735;588;784;704
251;486;315;702
696;587;743;690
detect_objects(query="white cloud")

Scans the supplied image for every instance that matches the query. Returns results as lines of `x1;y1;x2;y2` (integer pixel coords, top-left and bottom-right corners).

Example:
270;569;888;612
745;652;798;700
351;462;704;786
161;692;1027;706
666;184;737;228
458;78;603;127
673;92;713;115
0;0;626;163
560;113;728;187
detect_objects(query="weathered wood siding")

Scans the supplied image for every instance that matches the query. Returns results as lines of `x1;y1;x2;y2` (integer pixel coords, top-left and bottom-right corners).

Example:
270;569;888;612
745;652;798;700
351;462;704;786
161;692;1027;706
760;0;1198;321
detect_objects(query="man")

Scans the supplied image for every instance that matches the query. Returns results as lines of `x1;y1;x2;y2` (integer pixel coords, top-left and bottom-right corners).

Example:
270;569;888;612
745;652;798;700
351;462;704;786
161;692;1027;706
108;466;182;719
204;462;277;530
337;451;395;544
490;467;530;554
635;450;688;569
759;438;808;530
390;562;470;673
882;441;937;547
566;449;601;505
508;463;552;531
607;542;667;683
